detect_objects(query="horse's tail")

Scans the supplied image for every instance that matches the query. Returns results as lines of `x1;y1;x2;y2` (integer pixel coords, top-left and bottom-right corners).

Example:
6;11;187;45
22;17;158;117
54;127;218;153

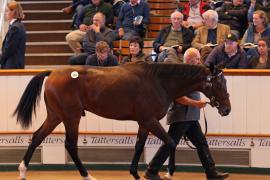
13;71;52;129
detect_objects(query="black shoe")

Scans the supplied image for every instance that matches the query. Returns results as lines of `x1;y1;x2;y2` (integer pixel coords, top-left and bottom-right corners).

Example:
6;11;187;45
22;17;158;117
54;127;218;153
206;171;229;180
144;170;163;180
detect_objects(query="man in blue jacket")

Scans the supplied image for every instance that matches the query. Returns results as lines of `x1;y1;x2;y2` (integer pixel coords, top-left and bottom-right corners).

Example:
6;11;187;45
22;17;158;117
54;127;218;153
116;0;150;40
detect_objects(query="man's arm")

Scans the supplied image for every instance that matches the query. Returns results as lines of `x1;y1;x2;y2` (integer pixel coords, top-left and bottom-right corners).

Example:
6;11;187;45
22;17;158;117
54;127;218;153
176;96;206;108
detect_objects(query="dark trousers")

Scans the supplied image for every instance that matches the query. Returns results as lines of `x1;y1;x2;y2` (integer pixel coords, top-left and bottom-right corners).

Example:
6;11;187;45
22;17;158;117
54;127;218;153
148;121;215;174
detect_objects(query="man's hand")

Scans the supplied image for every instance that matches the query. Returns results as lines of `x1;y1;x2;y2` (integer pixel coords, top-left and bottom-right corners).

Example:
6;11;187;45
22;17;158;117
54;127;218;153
159;46;165;52
194;100;207;108
90;24;100;33
118;28;125;38
177;46;183;53
79;24;89;32
250;0;256;7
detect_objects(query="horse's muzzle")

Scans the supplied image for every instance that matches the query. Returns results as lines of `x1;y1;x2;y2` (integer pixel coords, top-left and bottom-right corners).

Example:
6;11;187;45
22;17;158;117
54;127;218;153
219;107;231;116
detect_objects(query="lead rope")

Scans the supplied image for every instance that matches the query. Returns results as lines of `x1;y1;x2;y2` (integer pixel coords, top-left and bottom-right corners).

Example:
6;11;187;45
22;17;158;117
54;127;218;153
183;107;208;150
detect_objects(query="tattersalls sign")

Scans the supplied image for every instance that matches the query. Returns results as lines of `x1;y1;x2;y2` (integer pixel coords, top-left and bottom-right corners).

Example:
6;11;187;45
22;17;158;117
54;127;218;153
0;134;269;149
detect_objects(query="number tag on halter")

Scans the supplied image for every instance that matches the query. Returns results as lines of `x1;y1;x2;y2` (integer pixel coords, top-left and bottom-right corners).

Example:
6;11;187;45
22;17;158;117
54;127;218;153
71;71;79;79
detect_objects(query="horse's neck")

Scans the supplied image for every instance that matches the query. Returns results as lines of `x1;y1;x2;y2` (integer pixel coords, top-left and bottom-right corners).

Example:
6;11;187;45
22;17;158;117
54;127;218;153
161;69;208;101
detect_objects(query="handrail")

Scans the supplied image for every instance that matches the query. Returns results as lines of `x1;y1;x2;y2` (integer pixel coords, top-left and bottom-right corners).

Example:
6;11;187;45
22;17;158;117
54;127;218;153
0;0;8;46
2;69;270;76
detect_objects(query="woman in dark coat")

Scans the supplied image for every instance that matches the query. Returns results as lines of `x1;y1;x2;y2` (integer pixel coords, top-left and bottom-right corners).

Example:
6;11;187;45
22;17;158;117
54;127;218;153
249;38;270;69
0;1;26;69
122;36;153;64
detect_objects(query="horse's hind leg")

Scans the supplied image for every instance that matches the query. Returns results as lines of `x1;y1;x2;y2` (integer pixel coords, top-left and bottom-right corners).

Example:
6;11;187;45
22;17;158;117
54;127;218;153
142;119;176;179
63;117;96;180
130;126;149;180
18;115;61;180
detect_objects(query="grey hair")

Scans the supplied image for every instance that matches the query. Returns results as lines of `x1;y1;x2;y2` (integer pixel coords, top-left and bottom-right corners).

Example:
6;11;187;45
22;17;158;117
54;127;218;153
202;10;218;23
170;11;183;20
183;48;200;63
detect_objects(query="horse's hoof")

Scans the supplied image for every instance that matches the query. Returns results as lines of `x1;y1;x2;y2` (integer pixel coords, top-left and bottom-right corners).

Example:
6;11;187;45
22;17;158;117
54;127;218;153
83;175;97;180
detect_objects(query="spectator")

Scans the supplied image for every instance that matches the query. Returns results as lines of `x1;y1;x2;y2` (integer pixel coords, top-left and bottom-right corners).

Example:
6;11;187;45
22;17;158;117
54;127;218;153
192;10;231;62
153;11;194;63
217;0;248;39
69;12;114;65
85;41;118;66
248;38;270;68
205;33;248;68
242;10;270;45
248;0;270;22
62;0;89;15
144;48;229;180
116;0;150;40
179;0;210;30
0;1;26;69
122;36;153;64
65;0;113;54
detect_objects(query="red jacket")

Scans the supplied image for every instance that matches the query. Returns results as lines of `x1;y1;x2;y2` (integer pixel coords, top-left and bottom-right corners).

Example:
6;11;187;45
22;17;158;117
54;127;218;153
180;1;210;20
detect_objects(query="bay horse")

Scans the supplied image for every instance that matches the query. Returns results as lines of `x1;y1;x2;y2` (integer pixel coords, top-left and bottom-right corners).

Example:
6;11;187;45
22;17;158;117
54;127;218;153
14;61;230;180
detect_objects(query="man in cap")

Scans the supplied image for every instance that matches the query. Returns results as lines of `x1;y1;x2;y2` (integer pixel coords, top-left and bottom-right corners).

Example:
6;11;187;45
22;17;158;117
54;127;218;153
205;33;248;68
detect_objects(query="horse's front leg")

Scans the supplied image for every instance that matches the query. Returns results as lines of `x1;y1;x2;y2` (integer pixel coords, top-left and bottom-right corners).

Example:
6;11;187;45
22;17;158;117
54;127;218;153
130;126;149;180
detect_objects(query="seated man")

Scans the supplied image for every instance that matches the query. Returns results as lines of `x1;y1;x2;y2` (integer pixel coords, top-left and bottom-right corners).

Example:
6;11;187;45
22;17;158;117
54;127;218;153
62;0;89;14
217;0;248;39
144;48;229;180
85;41;118;66
153;11;194;63
65;0;113;54
205;33;248;68
179;0;210;30
69;12;114;65
116;0;150;40
192;9;231;62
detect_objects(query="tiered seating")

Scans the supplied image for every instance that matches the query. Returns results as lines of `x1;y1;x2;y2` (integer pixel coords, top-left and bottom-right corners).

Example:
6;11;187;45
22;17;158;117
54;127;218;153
148;0;178;16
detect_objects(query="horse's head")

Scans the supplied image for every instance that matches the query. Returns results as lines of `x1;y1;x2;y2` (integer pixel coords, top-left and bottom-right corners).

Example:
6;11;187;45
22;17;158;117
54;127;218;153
203;65;231;116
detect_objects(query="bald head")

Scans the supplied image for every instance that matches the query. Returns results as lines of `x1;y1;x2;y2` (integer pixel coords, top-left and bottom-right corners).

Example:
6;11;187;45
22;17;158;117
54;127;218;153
183;48;201;65
170;11;183;29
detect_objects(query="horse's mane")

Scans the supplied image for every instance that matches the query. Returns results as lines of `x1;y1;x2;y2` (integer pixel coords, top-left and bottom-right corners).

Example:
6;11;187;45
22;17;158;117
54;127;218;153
142;62;208;80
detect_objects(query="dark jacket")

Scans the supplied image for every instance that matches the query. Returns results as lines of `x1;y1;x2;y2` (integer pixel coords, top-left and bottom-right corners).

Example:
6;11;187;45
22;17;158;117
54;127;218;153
248;51;270;69
85;53;118;66
205;44;248;68
82;26;114;55
76;0;113;26
153;25;194;54
1;20;26;69
122;52;153;64
116;1;150;34
218;3;248;35
72;0;89;9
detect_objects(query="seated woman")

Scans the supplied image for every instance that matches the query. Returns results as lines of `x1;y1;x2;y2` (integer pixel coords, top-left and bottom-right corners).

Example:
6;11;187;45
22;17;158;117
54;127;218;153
242;10;270;46
248;38;270;69
241;10;270;60
122;37;153;64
